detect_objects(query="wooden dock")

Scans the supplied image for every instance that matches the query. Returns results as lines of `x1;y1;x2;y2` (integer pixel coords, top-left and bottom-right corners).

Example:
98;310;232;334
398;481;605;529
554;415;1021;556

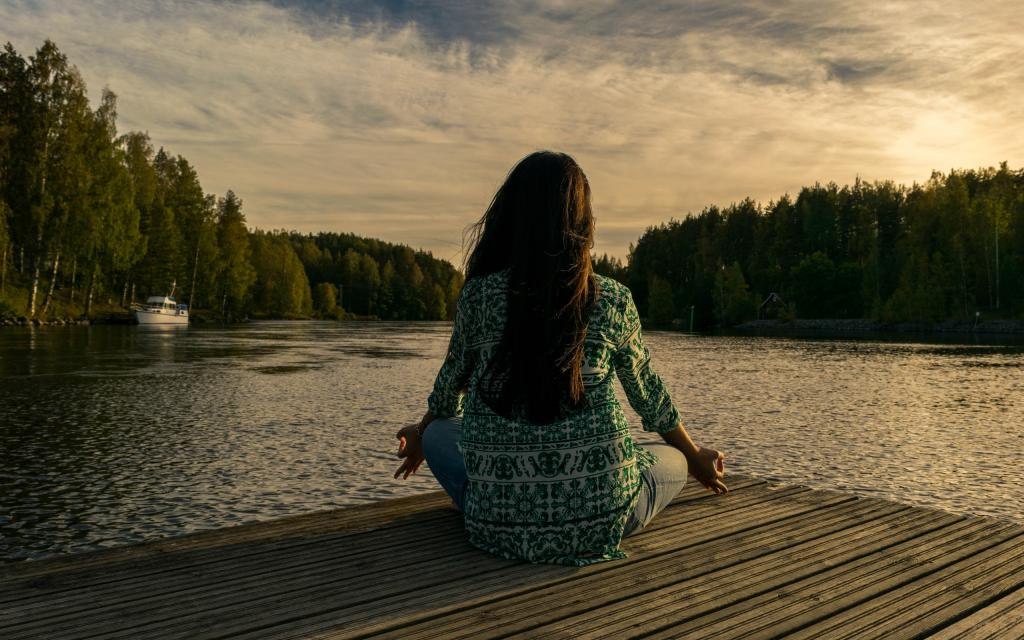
3;476;1024;639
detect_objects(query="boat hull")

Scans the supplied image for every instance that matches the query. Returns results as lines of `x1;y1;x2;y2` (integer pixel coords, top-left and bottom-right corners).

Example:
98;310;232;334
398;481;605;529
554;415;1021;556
133;309;189;325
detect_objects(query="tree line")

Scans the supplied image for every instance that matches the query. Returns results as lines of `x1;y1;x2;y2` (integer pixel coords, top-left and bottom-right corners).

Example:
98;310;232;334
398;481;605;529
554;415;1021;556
0;41;461;322
602;166;1024;328
5;41;1020;329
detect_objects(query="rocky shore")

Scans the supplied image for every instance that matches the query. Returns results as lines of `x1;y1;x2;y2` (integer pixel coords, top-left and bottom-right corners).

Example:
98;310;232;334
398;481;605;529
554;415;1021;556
0;309;245;326
0;313;134;327
734;318;1024;335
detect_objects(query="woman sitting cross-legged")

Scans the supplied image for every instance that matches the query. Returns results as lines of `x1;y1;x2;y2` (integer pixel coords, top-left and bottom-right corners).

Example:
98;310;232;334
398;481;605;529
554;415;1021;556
394;150;727;566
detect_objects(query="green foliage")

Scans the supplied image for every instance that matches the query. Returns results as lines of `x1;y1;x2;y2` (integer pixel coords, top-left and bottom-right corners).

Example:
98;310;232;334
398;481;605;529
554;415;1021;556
628;167;1024;327
214;191;256;320
250;230;312;318
289;232;461;320
0;199;10;292
0;40;463;322
592;253;628;285
11;40;1022;329
313;282;341;318
788;252;831;318
647;276;674;324
714;262;757;326
429;283;447;320
778;301;798;322
882;251;949;323
789;252;863;319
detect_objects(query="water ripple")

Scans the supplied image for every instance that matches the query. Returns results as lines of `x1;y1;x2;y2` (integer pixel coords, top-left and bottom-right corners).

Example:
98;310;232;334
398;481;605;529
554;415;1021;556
1;323;1022;562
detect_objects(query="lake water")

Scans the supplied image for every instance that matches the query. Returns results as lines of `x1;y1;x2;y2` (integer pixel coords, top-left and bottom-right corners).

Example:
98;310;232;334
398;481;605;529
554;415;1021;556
1;322;1022;563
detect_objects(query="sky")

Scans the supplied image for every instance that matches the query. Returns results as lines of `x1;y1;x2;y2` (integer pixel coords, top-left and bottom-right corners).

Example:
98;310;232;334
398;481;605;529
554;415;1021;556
2;0;1023;265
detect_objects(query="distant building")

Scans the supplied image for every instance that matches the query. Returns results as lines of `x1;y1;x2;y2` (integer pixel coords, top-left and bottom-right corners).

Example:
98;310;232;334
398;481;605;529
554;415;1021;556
758;292;785;319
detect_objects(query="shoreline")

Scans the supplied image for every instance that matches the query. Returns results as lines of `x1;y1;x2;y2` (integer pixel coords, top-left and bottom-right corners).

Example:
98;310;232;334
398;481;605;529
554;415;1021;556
730;317;1024;337
5;314;1024;339
0;313;133;327
0;313;403;327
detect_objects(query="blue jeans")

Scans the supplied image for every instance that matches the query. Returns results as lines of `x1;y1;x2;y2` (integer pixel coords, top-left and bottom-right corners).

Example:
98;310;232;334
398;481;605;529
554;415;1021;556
421;417;688;536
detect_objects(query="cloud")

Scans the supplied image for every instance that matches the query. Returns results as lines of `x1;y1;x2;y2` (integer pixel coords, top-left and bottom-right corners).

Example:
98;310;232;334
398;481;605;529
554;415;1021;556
1;0;1022;264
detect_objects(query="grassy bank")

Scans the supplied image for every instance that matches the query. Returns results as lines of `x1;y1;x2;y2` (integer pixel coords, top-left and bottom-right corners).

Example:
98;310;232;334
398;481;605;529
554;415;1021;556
0;278;375;326
0;279;128;325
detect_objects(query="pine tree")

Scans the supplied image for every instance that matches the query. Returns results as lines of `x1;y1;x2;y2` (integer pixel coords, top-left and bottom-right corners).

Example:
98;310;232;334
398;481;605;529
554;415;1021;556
313;282;339;318
648;276;674;324
214;190;255;320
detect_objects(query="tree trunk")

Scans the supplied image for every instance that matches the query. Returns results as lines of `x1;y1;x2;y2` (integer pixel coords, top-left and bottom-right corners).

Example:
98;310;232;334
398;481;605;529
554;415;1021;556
33;132;50;314
130;282;136;306
121;277;129;308
84;265;97;319
28;256;41;318
959;252;968;318
983;236;993;308
19;245;24;274
1;245;7;294
40;250;61;316
70;257;78;303
995;225;1000;310
189;240;200;310
221;293;228;323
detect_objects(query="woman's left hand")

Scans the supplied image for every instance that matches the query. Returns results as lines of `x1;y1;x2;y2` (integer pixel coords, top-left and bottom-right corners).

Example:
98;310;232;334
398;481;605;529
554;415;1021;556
394;423;425;479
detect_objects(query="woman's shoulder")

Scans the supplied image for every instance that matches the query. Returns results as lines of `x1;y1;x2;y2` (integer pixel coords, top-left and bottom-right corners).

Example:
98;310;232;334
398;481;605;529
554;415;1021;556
462;270;508;297
593;274;633;308
460;271;632;309
590;274;638;338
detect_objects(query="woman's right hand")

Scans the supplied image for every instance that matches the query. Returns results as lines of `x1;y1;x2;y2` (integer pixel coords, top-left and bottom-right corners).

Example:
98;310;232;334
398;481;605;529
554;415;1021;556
394;423;425;480
689;447;727;494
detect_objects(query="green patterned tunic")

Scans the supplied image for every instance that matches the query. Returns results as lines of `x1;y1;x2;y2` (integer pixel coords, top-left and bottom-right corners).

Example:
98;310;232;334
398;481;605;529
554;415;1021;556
427;270;681;566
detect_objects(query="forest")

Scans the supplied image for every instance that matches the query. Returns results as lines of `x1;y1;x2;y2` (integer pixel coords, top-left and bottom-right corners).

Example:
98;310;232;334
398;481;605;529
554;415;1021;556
0;41;462;322
4;40;1022;329
598;165;1024;329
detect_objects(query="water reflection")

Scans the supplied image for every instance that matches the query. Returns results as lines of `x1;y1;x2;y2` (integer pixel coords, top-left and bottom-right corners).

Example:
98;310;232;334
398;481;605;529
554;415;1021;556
1;323;1022;562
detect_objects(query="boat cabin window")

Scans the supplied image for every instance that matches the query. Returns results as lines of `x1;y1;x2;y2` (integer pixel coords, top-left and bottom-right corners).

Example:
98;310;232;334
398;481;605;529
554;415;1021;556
143;299;179;311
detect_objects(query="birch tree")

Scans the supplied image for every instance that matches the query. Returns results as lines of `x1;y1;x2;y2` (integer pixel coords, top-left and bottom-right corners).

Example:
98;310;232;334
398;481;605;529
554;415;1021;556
22;41;89;318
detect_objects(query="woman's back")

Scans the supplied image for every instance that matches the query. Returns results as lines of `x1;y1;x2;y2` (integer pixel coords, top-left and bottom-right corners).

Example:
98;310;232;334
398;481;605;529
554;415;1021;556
427;269;682;565
396;151;725;566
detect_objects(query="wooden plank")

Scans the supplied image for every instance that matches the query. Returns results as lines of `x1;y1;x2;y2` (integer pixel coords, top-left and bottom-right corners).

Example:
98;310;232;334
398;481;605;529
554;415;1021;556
492;509;968;640
0;479;763;618
305;497;898;640
76;482;784;640
359;495;934;640
997;616;1024;639
5;478;1023;640
39;484;811;640
0;491;451;581
0;492;454;602
639;519;1021;639
785;527;1024;640
830;536;1024;640
3;480;774;639
0;478;767;631
0;477;763;608
0;516;467;624
927;587;1024;639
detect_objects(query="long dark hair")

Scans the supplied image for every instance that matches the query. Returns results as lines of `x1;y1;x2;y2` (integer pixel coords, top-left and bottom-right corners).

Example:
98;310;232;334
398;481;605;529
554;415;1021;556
465;151;597;424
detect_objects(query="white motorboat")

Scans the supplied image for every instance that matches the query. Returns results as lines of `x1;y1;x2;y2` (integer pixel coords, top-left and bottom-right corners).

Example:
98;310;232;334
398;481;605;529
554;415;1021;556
132;295;189;325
